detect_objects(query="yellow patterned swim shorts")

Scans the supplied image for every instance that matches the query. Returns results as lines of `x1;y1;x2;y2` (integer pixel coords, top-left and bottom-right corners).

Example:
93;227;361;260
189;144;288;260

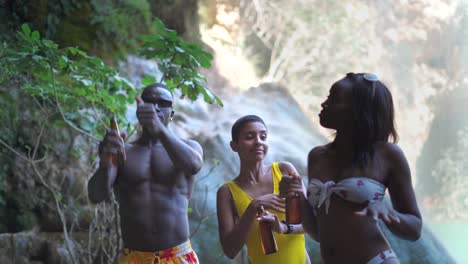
118;240;199;264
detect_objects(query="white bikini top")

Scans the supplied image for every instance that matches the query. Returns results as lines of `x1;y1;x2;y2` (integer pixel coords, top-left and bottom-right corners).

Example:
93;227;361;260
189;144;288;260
307;177;386;214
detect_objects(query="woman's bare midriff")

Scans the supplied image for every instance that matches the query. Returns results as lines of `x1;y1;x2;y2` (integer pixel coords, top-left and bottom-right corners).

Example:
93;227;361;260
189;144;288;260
317;195;394;264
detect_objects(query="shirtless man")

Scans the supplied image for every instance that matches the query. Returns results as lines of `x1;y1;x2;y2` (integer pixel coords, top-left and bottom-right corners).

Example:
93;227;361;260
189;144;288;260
88;83;203;264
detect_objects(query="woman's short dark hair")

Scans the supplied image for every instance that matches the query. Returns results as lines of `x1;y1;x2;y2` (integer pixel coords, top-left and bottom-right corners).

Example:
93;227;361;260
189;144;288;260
346;73;399;167
231;115;266;142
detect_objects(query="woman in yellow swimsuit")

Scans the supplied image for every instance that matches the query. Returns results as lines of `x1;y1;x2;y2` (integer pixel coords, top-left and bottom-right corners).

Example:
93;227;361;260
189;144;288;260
216;115;311;264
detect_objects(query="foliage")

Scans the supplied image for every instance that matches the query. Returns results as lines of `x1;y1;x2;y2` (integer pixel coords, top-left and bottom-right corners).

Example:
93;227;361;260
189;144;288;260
2;24;137;138
2;1;221;106
90;0;153;55
139;18;223;106
45;0;82;38
0;20;219;262
0;24;137;262
428;127;468;220
1;0;155;58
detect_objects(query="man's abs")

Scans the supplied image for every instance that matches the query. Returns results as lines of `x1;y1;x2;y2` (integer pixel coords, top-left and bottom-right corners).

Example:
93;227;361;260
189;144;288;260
118;189;191;251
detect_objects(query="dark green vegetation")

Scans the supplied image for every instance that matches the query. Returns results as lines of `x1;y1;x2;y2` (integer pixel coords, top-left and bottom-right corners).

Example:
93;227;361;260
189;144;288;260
0;2;220;262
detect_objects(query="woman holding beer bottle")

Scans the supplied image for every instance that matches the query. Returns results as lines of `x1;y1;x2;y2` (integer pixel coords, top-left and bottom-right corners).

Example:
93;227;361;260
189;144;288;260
216;115;311;264
284;73;422;264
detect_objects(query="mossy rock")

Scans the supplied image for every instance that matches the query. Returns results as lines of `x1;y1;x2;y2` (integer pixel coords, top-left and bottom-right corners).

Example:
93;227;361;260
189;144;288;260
53;3;96;52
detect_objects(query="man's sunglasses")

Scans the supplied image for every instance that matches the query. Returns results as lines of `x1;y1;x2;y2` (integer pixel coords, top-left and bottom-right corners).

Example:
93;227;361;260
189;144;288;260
149;99;173;108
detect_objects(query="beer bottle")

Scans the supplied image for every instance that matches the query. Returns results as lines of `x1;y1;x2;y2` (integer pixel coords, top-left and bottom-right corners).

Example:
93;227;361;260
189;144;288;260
286;171;302;224
257;205;278;254
107;117;126;166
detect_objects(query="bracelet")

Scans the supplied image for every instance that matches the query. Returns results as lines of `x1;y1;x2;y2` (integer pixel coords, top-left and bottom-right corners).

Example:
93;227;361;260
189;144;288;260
281;220;294;234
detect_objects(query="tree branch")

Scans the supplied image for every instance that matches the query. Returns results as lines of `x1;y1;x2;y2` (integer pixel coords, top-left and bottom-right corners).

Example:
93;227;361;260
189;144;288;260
49;63;100;142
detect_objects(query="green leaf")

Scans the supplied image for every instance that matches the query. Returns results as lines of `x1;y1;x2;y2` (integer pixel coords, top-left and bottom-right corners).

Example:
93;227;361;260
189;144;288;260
126;90;136;103
68;47;86;57
31;31;40;40
42;39;58;49
164;79;175;89
90;57;104;67
76;88;86;96
153;18;166;32
141;74;157;86
198;55;212;68
55;193;62;202
137;22;221;105
69;47;78;55
197;84;214;104
213;94;224;107
58;55;68;69
21;24;31;37
116;94;127;104
79;78;93;86
173;54;186;66
32;55;44;61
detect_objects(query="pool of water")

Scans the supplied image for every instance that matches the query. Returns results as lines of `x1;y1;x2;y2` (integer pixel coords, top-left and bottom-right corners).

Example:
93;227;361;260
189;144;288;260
426;221;468;263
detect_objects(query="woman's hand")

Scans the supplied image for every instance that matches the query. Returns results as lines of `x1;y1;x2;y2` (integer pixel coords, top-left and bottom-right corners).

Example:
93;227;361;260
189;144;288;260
279;173;306;198
257;211;288;234
355;201;401;226
251;194;285;213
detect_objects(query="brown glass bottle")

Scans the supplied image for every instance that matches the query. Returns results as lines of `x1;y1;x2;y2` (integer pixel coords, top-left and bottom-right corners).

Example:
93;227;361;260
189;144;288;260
257;205;278;254
107;117;125;166
286;172;302;224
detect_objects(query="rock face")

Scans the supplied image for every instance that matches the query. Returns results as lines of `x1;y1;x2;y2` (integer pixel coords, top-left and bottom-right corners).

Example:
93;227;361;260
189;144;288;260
149;0;200;41
416;85;468;219
0;231;76;264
